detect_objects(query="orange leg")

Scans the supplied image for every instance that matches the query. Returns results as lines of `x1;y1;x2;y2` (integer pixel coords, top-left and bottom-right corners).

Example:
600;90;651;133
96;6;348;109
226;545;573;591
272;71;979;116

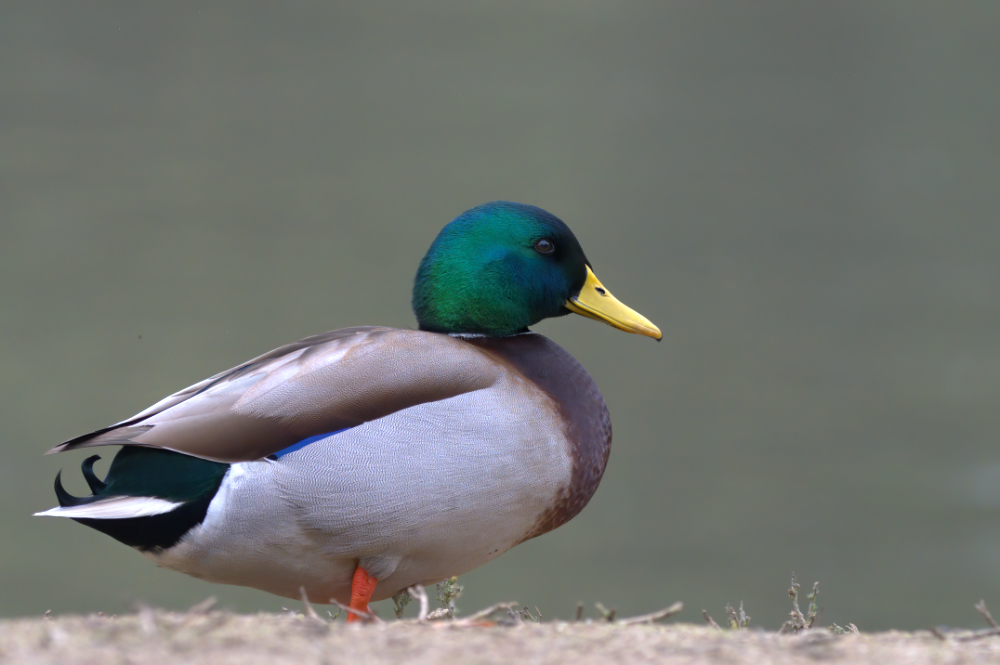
346;565;378;623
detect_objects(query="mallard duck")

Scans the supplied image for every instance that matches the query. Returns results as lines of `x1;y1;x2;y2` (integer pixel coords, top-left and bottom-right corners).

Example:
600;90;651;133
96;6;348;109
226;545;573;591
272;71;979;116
37;201;660;621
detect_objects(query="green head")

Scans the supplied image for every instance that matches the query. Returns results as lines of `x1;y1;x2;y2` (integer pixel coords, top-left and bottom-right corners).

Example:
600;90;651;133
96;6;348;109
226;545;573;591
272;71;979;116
413;202;590;336
413;201;662;340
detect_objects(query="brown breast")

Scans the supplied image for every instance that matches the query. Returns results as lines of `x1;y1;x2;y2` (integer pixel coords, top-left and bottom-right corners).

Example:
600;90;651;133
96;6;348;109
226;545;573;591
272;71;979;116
465;333;612;542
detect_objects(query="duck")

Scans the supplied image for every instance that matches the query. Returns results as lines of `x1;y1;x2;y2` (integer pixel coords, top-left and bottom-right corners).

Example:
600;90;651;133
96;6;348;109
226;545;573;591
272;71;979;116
36;201;660;621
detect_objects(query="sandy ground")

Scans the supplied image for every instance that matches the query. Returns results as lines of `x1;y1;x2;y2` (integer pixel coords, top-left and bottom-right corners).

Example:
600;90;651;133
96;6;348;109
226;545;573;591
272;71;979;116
3;609;1000;665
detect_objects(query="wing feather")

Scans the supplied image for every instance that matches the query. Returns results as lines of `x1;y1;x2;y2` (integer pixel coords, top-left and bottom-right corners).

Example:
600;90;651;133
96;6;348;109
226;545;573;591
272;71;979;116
48;327;499;462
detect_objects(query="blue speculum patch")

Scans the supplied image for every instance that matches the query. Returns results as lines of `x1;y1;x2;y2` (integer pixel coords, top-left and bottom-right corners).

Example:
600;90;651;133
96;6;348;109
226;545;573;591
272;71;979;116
273;428;352;459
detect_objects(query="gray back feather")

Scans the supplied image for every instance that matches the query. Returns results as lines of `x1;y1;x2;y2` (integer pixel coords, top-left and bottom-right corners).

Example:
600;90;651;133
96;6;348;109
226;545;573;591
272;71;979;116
49;327;500;462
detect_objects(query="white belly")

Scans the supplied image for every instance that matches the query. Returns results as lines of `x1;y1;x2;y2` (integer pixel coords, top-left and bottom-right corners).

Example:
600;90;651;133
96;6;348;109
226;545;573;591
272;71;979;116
147;374;572;604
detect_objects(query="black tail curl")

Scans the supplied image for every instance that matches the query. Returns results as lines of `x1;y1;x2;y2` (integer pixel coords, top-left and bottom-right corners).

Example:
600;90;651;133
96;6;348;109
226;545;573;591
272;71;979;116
50;446;230;552
54;455;106;507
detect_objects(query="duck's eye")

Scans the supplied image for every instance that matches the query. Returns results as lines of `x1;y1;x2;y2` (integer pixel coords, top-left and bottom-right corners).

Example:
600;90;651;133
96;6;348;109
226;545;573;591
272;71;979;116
534;239;555;254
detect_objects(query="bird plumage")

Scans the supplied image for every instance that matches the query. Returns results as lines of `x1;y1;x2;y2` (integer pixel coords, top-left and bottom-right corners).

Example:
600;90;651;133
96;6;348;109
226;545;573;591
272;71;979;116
38;201;659;610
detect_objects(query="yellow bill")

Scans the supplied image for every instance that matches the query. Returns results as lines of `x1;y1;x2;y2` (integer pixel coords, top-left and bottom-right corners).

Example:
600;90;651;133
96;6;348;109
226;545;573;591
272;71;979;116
565;266;662;340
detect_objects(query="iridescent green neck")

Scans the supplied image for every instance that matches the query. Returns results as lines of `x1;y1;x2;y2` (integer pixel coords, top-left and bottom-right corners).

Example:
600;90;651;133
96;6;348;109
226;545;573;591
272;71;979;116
412;202;588;337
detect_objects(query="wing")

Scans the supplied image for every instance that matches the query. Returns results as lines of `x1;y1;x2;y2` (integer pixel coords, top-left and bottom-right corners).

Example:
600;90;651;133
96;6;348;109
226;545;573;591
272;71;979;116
47;327;500;462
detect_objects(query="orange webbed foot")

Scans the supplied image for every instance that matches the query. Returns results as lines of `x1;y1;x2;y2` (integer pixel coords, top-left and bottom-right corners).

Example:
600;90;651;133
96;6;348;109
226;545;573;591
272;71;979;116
346;565;378;623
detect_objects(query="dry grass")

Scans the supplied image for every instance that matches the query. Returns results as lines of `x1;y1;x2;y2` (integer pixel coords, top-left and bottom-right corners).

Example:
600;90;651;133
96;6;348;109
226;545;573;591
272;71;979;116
7;578;1000;664
6;610;1000;665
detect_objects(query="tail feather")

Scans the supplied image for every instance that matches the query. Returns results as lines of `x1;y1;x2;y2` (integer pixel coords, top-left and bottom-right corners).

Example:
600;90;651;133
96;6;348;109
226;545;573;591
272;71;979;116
80;455;107;494
39;446;229;552
53;470;84;508
35;495;183;519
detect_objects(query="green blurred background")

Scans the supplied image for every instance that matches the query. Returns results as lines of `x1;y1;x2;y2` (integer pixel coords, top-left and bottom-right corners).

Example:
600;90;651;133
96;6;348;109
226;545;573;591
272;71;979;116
3;2;999;630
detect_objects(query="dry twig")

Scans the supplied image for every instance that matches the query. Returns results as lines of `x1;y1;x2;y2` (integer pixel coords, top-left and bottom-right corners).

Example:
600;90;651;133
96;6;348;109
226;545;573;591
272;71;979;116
956;628;1000;641
461;601;519;622
298;586;322;622
594;602;617;622
187;597;218;615
929;600;1000;641
328;598;383;623
975;600;998;629
617;601;684;625
702;610;721;630
408;584;430;621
